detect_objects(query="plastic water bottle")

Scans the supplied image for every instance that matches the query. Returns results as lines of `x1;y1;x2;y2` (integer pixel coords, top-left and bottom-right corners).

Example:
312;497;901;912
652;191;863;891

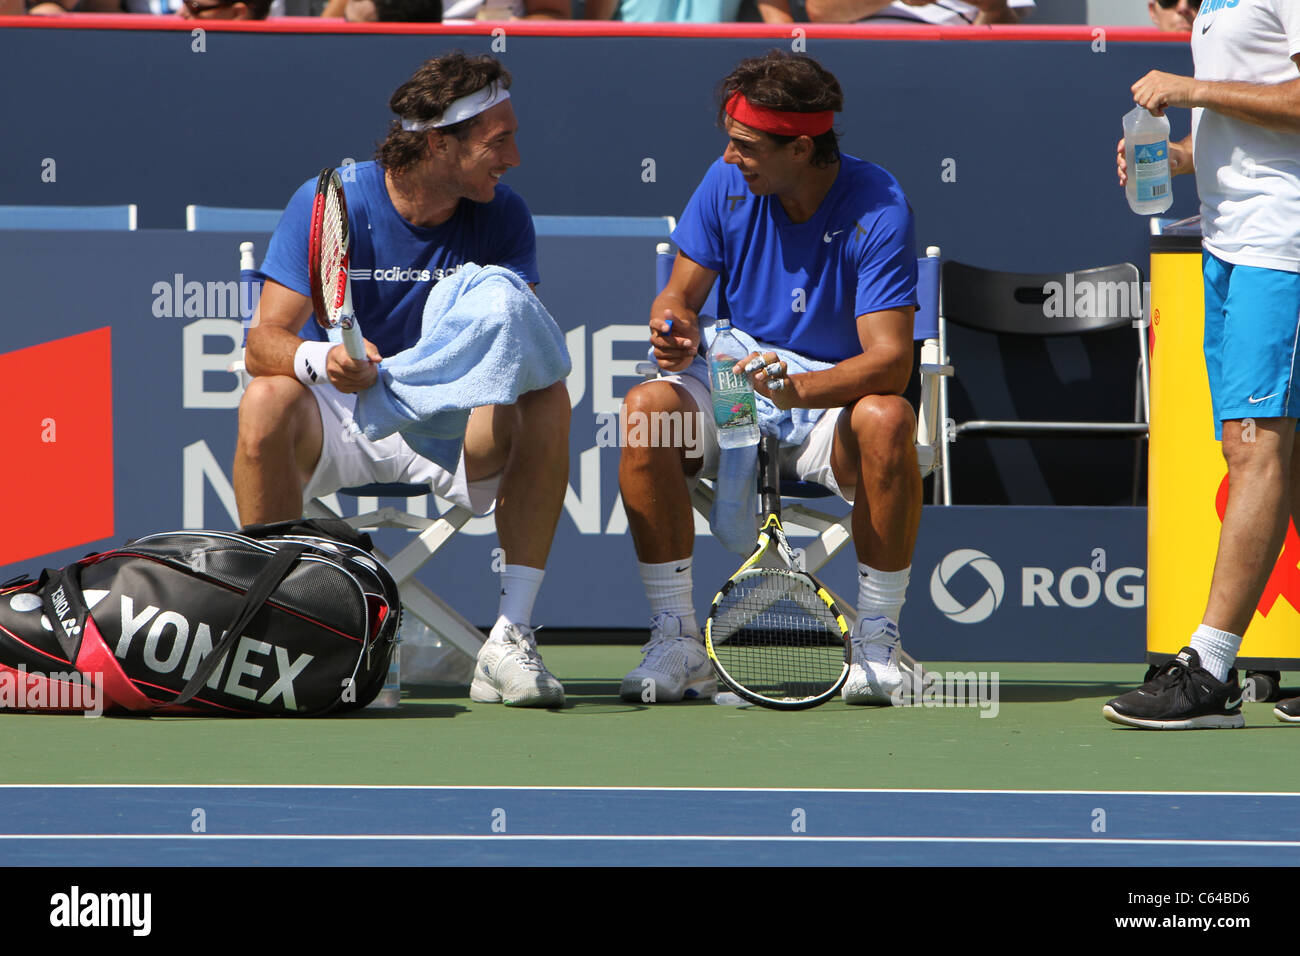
708;318;759;449
1123;106;1173;215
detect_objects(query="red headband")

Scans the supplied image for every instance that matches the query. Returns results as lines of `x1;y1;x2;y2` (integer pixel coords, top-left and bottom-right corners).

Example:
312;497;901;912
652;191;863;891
724;92;834;138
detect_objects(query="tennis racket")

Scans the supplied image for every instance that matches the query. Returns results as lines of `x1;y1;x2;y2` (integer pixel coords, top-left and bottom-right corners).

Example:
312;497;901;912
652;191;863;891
704;435;851;710
308;167;367;362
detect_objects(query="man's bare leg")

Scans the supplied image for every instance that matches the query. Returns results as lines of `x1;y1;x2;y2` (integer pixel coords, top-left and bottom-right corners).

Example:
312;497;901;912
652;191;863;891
618;380;704;564
830;393;923;705
1195;418;1297;678
234;376;324;526
464;381;571;707
463;380;571;571
617;379;714;702
831;394;923;572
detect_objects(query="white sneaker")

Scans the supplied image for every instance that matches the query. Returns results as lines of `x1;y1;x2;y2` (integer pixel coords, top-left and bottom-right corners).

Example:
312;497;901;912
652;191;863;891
842;616;903;706
619;613;716;703
470;622;565;707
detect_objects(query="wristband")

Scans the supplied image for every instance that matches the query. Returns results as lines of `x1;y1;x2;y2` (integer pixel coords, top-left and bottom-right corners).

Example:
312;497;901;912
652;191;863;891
294;341;335;387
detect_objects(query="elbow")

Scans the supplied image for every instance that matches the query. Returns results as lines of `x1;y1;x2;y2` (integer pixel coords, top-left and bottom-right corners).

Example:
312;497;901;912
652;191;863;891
884;350;914;396
242;331;271;379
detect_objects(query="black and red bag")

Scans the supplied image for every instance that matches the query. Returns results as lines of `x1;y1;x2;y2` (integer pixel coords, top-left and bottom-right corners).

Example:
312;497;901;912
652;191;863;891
0;518;401;715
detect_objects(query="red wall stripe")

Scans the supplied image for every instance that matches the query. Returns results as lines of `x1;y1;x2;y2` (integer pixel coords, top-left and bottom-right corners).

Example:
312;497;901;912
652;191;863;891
0;14;1191;42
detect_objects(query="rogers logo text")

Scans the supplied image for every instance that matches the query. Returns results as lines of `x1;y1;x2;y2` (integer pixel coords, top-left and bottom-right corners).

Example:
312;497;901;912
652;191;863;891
930;549;1005;624
930;549;1145;624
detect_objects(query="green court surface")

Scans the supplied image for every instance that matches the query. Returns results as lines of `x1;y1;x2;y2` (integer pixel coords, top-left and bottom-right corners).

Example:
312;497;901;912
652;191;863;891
3;647;1298;792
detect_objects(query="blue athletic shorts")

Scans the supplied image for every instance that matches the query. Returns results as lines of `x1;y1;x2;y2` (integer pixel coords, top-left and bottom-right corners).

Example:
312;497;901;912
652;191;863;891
1202;251;1300;440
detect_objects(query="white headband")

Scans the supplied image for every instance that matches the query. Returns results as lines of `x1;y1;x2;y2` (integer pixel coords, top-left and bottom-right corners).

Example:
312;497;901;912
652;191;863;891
400;84;511;133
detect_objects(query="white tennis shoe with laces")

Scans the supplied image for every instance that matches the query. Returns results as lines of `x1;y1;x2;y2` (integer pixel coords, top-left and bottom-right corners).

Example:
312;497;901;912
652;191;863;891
470;622;565;707
842;616;903;706
619;613;716;703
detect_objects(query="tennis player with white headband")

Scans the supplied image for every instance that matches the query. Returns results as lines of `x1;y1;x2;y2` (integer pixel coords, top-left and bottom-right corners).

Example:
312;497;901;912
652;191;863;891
618;50;924;707
236;52;573;708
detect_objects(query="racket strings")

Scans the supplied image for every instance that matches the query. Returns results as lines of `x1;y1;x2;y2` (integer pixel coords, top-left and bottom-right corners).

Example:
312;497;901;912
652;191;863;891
710;570;846;701
319;187;347;320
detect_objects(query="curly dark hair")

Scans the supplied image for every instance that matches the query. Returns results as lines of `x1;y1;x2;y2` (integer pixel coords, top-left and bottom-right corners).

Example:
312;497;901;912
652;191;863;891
375;53;511;173
716;51;843;168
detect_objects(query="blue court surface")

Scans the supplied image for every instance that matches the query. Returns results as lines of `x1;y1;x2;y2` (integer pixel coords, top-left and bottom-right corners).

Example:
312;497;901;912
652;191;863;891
2;786;1299;866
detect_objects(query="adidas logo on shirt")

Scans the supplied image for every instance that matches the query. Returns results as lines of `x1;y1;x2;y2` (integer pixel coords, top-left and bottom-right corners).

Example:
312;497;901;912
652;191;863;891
349;264;464;283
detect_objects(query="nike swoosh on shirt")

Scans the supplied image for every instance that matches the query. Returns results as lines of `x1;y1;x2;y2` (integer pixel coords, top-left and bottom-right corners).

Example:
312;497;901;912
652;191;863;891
823;230;844;243
1201;20;1211;34
1248;393;1279;404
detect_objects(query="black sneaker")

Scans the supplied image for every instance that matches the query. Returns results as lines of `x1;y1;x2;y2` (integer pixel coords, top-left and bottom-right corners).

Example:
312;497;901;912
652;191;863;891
1102;647;1245;730
1273;696;1300;723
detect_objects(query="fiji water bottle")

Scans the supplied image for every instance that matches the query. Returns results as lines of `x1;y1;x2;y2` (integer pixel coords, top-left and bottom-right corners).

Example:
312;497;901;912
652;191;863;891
708;318;760;449
1123;106;1173;215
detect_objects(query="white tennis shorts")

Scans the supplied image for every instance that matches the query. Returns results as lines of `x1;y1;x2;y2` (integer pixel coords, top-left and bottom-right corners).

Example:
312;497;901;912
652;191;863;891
653;372;852;503
302;386;500;515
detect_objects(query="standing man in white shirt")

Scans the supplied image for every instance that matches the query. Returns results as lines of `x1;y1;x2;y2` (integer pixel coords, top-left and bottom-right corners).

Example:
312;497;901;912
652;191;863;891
1105;0;1300;729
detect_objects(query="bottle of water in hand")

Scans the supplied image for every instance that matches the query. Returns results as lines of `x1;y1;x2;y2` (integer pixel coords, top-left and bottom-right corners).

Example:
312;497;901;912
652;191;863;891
1123;106;1173;215
708;318;760;449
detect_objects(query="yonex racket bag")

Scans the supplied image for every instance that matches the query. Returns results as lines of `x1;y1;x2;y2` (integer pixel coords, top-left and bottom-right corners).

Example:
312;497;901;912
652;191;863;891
0;518;400;716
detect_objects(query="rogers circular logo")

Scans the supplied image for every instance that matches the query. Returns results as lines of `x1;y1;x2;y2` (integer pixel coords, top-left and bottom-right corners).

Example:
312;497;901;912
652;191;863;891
930;549;1005;624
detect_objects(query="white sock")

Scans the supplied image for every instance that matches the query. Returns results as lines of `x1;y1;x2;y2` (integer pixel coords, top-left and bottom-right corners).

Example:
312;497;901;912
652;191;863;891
495;564;545;634
1190;624;1241;682
639;558;700;636
858;564;910;629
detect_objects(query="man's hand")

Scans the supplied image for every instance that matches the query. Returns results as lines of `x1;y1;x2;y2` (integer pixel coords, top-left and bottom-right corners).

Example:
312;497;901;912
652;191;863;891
737;350;796;411
1132;71;1199;116
328;340;382;393
651;307;700;372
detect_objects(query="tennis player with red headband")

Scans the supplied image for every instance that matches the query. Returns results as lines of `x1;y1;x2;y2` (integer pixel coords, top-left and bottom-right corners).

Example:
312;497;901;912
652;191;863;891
618;51;922;706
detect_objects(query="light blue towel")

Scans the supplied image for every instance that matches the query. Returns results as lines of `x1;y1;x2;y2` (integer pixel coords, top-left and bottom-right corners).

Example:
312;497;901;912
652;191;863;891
662;322;834;555
354;264;571;471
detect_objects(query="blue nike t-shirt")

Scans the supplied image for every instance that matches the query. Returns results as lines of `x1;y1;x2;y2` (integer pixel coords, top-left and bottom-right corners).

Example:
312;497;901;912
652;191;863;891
671;155;917;363
261;160;540;359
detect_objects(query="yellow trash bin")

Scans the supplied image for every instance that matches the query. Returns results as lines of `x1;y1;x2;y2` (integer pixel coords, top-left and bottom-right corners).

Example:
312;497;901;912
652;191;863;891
1148;233;1300;671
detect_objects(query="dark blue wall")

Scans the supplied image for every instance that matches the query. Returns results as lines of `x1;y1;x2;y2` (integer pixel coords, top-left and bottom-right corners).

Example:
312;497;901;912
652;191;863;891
0;27;1196;272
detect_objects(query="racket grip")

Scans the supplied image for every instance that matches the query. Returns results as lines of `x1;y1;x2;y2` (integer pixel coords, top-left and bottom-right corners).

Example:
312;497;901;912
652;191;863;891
341;321;367;362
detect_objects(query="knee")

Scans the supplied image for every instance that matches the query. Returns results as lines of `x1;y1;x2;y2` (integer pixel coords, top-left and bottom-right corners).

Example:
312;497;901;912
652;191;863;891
519;380;571;435
621;381;686;447
848;395;916;459
622;380;688;419
619;381;697;469
1220;420;1286;477
237;376;311;450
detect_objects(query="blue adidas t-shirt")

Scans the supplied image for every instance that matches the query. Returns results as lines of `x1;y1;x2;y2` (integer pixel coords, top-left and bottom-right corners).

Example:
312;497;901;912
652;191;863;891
261;160;540;359
671;155;917;364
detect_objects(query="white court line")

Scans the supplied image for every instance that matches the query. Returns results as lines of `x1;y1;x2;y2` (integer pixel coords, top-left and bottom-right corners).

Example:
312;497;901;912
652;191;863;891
0;785;1297;797
0;834;1299;847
